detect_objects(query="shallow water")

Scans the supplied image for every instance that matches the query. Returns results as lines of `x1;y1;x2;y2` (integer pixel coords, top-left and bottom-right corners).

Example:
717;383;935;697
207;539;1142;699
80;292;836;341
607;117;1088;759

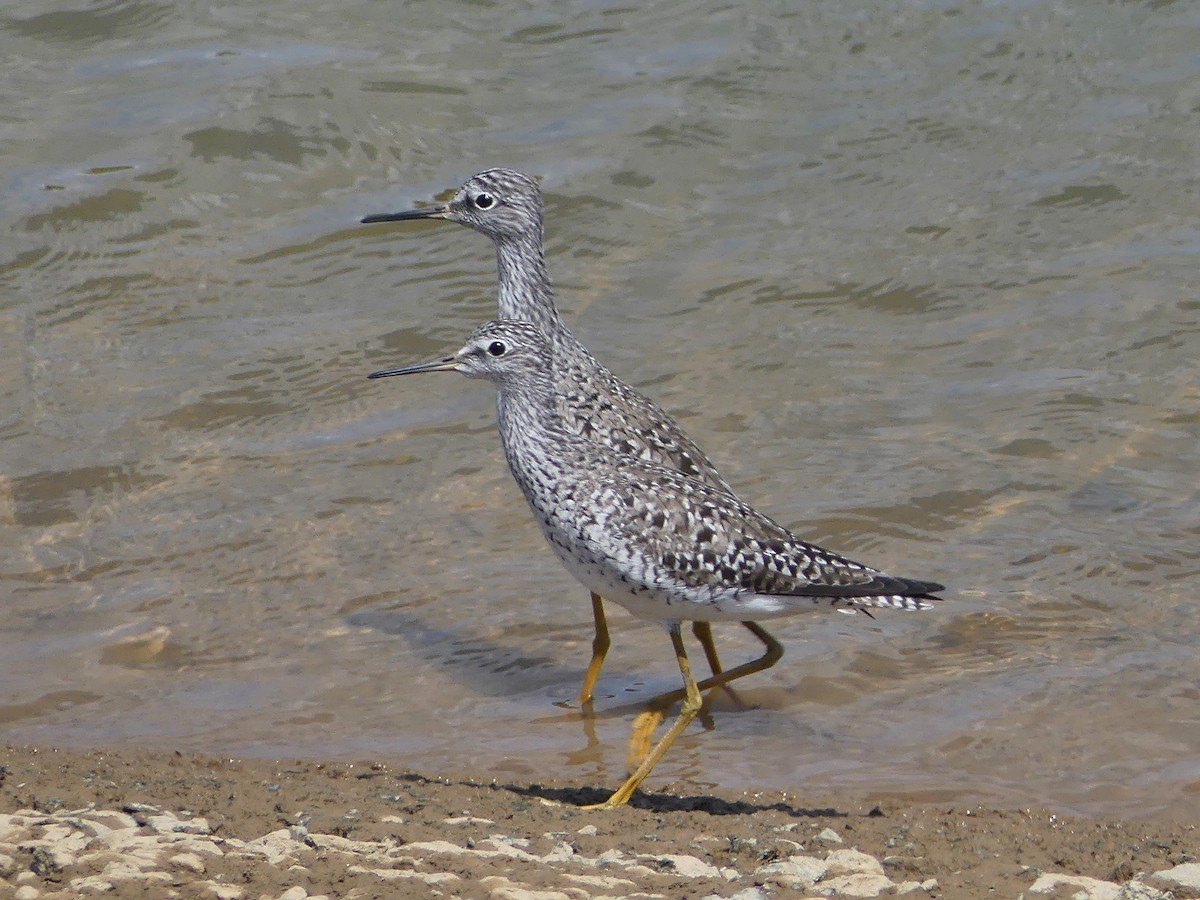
3;0;1198;818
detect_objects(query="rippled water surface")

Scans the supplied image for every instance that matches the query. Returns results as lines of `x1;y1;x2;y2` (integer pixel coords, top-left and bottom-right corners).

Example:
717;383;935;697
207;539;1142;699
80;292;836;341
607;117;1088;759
3;0;1198;817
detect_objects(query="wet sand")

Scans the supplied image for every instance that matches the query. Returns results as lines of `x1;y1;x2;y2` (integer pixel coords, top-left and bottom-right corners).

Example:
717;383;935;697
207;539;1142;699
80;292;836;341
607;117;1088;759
2;744;1197;899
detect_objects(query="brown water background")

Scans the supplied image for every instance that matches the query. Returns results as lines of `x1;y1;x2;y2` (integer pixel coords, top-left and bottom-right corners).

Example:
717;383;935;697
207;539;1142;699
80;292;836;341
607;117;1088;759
2;1;1198;818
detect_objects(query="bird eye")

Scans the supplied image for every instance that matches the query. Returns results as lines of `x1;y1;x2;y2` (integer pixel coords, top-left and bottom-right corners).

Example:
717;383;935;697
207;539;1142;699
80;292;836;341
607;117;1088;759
487;341;507;357
473;193;495;210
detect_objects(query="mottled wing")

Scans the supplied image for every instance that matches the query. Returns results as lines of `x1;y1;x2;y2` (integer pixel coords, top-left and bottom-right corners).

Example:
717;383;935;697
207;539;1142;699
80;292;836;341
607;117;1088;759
555;350;733;493
591;462;943;601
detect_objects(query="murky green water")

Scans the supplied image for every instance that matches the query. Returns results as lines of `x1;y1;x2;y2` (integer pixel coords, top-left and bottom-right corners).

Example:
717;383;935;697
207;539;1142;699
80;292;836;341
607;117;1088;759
3;0;1198;817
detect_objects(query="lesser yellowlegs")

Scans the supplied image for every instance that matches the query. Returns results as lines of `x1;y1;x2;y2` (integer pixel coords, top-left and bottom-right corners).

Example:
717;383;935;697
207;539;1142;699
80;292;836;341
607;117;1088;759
369;320;943;809
362;169;780;705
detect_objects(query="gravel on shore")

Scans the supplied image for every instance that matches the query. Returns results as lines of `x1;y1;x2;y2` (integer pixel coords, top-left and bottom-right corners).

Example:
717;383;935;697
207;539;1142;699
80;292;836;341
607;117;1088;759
2;745;1197;899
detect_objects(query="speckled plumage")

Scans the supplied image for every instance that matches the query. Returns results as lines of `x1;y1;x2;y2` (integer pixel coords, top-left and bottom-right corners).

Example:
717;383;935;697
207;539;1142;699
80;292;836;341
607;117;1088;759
369;320;944;809
362;169;765;705
363;168;731;488
370;322;944;623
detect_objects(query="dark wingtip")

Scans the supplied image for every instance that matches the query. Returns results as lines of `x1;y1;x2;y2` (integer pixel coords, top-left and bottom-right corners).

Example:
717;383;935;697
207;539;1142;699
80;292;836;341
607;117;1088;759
905;578;946;596
789;575;946;602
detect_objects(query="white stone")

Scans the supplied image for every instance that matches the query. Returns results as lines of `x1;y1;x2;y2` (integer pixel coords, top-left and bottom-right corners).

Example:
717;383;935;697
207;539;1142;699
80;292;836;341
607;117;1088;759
68;875;116;895
755;854;828;885
825;848;887;878
1117;882;1172;900
99;859;159;881
596;848;628;867
170;851;207;873
402;837;550;863
816;827;844;844
442;815;494;825
896;878;939;894
477;876;573;900
0;814;29;842
1151;862;1200;890
172;835;224;857
708;889;769;900
145;814;179;833
204;884;244;899
70;818;116;841
1028;873;1121;900
487;834;531;848
277;887;309;900
622;864;661;879
23;843;78;870
307;833;393;857
474;838;539;861
643;853;722;878
403;839;471;855
346;864;460;885
148;814;212;835
560;873;638;890
575;824;598;836
28;824;73;844
81;811;139;832
821;873;896;897
540;841;575;863
14;886;40;900
240;829;302;865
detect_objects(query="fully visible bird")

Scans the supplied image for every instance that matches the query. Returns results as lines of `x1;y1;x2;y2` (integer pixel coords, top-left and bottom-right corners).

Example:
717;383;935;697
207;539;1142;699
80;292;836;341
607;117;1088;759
362;168;780;706
369;320;944;809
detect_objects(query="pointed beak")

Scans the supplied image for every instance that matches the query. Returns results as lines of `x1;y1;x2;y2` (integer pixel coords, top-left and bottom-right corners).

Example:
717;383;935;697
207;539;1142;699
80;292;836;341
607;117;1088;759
361;205;449;225
367;354;459;380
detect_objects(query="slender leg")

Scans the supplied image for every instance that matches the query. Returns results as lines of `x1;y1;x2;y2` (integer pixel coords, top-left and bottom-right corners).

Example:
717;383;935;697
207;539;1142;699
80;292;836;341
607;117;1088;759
626;622;728;767
586;623;702;809
625;622;784;769
700;622;784;695
692;621;723;676
581;608;780;711
578;592;611;707
639;622;783;714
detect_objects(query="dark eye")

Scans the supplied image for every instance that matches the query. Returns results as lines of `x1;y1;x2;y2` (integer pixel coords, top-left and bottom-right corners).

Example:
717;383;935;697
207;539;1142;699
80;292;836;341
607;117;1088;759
473;193;495;210
487;341;506;357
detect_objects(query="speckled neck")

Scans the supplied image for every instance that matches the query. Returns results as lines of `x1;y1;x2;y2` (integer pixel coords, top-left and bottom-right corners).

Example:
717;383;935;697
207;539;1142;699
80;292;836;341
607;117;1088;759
494;236;571;341
494;366;579;501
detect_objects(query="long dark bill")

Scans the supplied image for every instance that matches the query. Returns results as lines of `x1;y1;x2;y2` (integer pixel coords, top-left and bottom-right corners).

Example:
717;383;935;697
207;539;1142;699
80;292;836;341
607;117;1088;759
361;206;448;225
368;355;458;379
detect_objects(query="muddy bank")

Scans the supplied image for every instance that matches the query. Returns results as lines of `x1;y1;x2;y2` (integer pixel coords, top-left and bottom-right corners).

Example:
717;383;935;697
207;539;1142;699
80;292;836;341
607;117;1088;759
2;745;1198;898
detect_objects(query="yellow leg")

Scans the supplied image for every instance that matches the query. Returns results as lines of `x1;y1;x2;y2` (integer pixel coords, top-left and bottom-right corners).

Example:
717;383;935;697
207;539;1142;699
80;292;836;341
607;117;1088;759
578;593;611;707
580;609;780;713
626;624;723;768
625;622;785;770
587;624;702;809
640;622;784;713
692;621;723;676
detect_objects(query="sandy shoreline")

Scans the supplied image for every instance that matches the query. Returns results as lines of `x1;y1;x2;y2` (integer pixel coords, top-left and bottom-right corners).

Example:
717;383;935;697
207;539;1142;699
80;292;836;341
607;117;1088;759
2;744;1197;899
